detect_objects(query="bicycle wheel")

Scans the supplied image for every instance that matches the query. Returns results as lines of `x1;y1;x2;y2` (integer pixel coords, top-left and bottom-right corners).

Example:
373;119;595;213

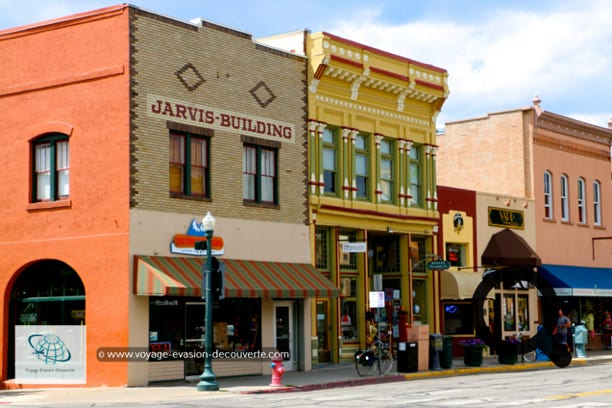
378;349;393;374
355;350;377;377
522;350;536;363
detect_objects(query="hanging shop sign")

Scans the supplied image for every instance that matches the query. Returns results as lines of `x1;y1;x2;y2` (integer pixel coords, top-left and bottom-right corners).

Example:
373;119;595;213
341;242;367;253
170;218;225;256
427;260;451;270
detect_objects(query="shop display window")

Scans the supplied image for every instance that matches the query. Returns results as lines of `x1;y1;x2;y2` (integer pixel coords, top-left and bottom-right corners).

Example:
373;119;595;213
148;297;261;360
443;302;474;335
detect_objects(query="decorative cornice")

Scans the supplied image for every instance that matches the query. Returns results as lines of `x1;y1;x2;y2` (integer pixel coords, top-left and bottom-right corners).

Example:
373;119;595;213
533;134;611;161
537;111;612;146
314;94;430;127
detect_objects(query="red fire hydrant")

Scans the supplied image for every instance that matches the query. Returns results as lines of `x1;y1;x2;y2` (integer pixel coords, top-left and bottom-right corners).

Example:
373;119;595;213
269;357;285;387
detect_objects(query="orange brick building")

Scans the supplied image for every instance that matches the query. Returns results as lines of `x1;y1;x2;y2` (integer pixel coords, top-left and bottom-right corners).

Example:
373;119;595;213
0;5;338;387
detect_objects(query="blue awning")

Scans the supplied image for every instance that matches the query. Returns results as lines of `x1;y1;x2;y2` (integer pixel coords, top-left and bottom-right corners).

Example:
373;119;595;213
538;264;612;297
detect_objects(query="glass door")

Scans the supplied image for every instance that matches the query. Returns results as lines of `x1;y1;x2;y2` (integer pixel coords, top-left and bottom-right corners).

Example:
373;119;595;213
274;301;294;370
316;299;330;362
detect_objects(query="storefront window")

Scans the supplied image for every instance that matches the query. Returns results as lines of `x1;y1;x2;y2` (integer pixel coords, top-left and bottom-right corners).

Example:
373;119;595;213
148;297;262;360
340;277;357;340
12;260;85;326
339;230;358;271
315;227;330;270
446;243;466;267
374;237;399;273
412;279;427;324
517;295;529;331
443;302;474;335
340;299;357;340
503;294;516;331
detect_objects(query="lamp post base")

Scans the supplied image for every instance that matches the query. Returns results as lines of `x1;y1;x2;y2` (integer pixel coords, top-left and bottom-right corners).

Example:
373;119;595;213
196;369;219;391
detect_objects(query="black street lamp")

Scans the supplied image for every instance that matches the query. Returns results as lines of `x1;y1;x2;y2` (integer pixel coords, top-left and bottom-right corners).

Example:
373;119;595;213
197;211;219;391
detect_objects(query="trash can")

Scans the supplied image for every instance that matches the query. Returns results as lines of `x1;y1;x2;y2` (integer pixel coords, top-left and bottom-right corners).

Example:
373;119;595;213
397;341;418;373
573;324;587;358
441;335;453;369
429;333;443;370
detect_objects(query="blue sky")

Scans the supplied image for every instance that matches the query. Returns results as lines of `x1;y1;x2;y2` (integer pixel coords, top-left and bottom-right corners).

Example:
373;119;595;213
1;0;610;129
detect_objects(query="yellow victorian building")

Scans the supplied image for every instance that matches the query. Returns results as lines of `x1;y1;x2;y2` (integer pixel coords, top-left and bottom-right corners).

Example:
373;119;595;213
259;31;448;363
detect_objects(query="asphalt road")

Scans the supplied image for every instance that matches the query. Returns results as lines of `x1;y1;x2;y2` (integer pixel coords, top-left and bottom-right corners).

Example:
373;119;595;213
3;363;611;407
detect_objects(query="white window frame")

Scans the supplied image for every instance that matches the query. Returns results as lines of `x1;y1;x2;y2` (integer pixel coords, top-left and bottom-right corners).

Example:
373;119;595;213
593;180;602;226
560;174;569;221
543;171;553;219
577;177;587;224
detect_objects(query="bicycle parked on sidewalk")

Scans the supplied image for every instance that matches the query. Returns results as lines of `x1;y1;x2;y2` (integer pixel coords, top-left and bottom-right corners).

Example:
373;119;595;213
354;330;393;376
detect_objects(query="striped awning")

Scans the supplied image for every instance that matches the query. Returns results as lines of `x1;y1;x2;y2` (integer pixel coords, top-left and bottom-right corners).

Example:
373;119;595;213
134;255;340;298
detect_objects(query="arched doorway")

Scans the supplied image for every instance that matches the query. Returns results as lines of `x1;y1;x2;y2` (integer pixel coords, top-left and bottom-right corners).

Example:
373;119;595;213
7;260;85;380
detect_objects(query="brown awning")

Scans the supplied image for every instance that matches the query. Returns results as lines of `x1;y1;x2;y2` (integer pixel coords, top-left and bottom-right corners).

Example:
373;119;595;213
481;228;541;267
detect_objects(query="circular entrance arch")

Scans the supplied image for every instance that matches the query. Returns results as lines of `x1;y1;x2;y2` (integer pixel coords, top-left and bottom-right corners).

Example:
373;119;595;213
472;266;572;368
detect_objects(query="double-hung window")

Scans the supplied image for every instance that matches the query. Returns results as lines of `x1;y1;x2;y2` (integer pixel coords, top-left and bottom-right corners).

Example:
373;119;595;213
409;145;421;206
32;134;69;202
543;171;553;219
593;181;602;226
322;128;338;195
243;144;278;205
560;174;569;221
169;131;209;198
355;133;369;200
380;138;394;202
577;177;586;224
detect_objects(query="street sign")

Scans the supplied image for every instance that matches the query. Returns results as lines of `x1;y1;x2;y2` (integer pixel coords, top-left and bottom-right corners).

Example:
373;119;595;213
427;260;451;270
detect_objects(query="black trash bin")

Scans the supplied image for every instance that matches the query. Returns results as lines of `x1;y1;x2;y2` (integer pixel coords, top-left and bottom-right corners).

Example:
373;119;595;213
397;341;418;373
441;335;453;369
429;334;442;370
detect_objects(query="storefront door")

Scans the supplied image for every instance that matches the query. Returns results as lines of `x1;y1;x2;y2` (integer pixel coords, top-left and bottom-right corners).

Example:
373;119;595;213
274;301;295;371
184;302;205;375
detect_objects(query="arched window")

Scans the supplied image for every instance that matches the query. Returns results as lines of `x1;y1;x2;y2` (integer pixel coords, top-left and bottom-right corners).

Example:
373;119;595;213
560;174;569;221
543;171;553;219
577;178;587;224
8;260;85;379
593;180;602;226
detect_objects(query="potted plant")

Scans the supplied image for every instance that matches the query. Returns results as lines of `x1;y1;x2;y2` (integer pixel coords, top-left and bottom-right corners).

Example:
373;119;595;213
498;336;519;364
459;338;487;367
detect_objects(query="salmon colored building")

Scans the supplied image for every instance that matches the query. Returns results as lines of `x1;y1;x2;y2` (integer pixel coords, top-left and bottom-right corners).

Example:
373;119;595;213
437;97;612;349
0;5;339;388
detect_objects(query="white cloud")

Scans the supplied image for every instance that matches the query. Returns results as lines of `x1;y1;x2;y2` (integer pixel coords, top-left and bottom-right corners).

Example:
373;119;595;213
327;1;612;127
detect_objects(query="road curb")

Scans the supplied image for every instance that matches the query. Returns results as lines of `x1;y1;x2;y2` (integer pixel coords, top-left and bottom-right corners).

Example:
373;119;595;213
238;357;607;394
240;374;406;394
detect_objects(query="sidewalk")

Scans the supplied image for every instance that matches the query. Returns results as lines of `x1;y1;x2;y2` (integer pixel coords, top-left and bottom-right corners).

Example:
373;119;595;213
1;350;611;405
221;348;612;394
